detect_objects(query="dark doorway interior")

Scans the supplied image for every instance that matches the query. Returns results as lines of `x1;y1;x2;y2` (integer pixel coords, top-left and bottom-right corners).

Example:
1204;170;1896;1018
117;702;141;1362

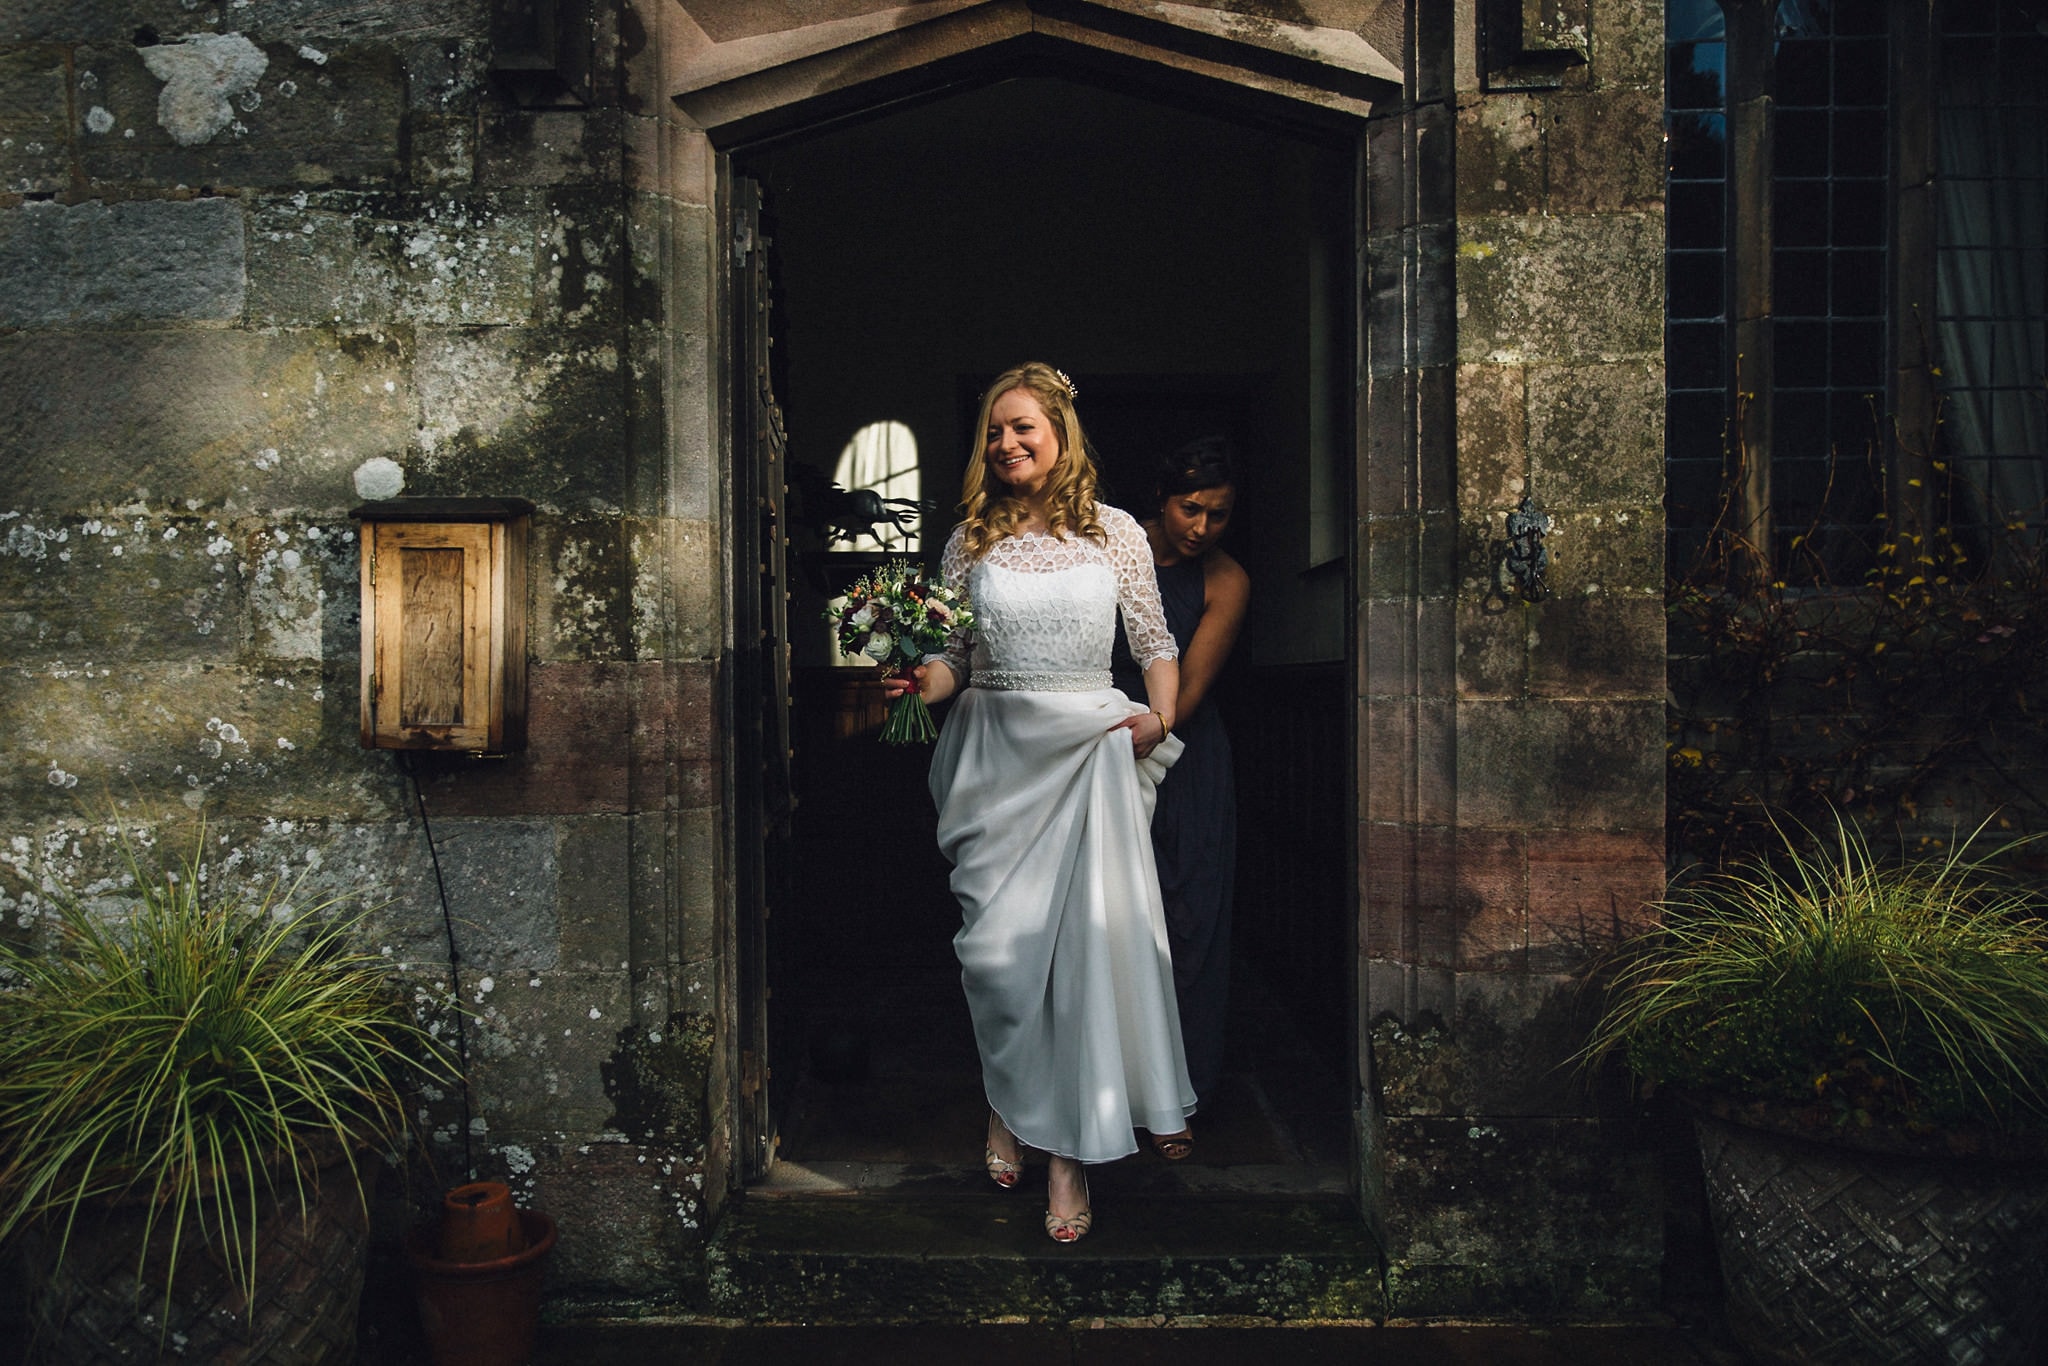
740;76;1354;1190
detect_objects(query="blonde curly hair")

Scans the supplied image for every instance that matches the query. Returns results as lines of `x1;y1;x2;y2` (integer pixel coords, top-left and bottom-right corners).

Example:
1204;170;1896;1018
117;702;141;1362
957;362;1104;561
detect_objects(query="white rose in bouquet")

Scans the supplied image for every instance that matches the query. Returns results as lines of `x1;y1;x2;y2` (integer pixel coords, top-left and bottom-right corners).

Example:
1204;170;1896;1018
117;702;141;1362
863;632;894;661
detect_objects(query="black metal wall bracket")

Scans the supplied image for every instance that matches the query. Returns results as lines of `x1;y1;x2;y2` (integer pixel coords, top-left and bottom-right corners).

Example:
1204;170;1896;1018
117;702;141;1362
1489;495;1553;606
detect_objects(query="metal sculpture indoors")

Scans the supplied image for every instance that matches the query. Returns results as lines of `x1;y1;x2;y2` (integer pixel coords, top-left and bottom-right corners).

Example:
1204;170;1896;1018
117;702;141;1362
788;462;924;547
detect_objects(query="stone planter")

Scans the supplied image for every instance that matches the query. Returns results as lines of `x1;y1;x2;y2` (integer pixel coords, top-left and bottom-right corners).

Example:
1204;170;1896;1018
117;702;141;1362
1694;1105;2048;1365
19;1151;370;1365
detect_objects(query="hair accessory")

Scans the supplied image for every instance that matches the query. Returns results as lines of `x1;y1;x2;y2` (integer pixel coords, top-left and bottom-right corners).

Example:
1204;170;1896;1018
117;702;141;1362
1053;368;1079;400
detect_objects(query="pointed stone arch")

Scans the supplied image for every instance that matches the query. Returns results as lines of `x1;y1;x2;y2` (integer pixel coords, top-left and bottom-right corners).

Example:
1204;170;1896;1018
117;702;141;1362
662;1;1403;143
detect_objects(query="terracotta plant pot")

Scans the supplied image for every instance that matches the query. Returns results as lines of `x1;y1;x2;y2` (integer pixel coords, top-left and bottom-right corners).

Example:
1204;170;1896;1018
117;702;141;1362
407;1207;557;1366
437;1181;528;1263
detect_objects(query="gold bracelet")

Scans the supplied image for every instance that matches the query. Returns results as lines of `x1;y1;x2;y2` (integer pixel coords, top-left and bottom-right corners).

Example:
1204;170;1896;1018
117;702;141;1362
1151;708;1171;737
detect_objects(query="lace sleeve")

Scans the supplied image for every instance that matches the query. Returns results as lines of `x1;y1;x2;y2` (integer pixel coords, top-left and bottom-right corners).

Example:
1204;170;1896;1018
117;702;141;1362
1104;507;1178;668
929;524;976;684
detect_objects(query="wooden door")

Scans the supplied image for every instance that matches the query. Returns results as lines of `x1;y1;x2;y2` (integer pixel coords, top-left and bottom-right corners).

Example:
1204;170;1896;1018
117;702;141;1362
731;174;795;1181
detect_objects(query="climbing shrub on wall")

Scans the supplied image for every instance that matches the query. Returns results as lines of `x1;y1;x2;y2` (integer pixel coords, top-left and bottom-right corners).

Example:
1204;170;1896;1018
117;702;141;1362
1668;475;2048;872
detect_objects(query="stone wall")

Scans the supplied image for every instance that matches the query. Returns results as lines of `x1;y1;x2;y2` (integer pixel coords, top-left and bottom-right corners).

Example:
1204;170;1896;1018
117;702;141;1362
1358;0;1668;1316
1;0;1676;1322
0;0;724;1299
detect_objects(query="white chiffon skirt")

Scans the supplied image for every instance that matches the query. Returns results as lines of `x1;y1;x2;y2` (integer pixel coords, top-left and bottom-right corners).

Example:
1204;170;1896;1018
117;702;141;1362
930;685;1195;1163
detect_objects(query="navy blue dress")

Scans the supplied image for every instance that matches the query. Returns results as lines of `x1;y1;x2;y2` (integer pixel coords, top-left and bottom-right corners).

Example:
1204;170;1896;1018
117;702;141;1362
1114;555;1235;1105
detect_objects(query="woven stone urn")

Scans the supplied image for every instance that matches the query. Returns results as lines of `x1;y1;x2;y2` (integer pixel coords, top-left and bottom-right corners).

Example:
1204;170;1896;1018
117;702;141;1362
1694;1104;2048;1365
19;1148;370;1365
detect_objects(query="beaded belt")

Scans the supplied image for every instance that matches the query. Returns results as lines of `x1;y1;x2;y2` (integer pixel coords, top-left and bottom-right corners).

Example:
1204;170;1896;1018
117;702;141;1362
973;669;1112;693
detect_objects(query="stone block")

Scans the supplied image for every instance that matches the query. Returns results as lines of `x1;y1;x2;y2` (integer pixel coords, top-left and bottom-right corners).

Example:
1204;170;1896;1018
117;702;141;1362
630;515;719;661
0;659;386;826
532;515;632;664
1365;696;1454;831
1457;214;1663;365
480;109;622;188
399;34;495;115
246;191;540;327
1455;361;1529;512
1455;698;1665;830
1453;598;1528;701
0;328;413;513
464;968;631;1136
75;38;404;189
1452;828;1528;971
1416;363;1457;510
1527;827;1663;964
1454;93;1543;217
248;517;358;660
1542;506;1662;597
429;816;561;971
1361;953;1458;1031
1376;1112;1659;1313
538;185;627;328
1372;972;1609;1120
1590;0;1662;90
1363;112;1407;234
557;813;632;972
1363;368;1414;511
1413;0;1455;104
1411;224;1458;369
674;807;717;960
526;1138;710;1295
409;325;631;513
623;113;714;205
1364;231;1407;379
1364;596;1417;697
1545;89;1665;214
1414;97;1455;223
0;511;248;662
8;2;480;44
411;660;633;818
1363;513;1418;606
1527;592;1666;701
0;198;245;327
407;111;475;187
410;659;714;819
0;45;69;194
1526;359;1664;508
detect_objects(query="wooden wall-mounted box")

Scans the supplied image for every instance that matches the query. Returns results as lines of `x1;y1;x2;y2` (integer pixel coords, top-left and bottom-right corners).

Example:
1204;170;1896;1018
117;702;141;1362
351;498;533;754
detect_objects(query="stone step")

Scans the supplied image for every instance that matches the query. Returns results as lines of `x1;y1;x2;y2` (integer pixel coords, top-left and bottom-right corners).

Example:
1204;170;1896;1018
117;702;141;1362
705;1166;1383;1324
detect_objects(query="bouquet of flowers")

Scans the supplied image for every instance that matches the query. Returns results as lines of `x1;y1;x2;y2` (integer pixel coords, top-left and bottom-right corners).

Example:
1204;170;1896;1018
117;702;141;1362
827;560;974;744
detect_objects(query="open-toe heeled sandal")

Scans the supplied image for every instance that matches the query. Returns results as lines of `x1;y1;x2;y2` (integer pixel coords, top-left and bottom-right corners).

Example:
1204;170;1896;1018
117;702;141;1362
1044;1172;1092;1244
984;1111;1022;1189
1150;1129;1194;1162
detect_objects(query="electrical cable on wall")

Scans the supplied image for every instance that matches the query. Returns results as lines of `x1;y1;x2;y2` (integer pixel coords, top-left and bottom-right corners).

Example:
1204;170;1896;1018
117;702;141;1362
401;751;475;1180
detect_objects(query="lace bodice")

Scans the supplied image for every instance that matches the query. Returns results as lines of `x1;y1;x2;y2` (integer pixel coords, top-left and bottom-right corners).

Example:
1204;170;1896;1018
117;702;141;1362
934;506;1177;689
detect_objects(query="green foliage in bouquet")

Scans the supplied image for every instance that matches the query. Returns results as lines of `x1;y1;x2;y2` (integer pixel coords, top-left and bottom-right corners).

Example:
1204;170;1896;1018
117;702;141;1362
0;825;456;1309
1585;811;2048;1135
828;559;975;744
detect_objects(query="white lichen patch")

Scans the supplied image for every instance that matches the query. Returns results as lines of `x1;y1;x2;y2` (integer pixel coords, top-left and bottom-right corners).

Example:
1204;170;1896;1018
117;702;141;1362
352;457;404;500
139;33;269;148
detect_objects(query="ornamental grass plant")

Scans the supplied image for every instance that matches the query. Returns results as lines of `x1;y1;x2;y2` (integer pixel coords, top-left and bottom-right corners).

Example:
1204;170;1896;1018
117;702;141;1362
1586;811;2048;1139
0;823;453;1313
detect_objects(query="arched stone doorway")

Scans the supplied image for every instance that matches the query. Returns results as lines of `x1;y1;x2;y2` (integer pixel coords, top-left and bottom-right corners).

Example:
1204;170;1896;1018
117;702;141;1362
681;3;1393;1206
747;71;1359;1196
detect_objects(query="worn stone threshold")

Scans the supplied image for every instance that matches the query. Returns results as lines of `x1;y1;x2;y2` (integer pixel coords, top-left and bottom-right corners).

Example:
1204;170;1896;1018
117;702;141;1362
758;1158;1351;1198
705;1166;1383;1323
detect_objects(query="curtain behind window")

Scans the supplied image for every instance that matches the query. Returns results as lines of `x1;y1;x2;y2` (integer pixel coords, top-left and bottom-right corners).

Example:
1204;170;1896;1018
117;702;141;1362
1936;10;2048;531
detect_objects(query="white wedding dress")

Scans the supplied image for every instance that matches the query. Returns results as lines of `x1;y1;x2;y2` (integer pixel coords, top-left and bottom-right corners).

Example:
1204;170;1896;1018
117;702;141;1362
929;506;1195;1163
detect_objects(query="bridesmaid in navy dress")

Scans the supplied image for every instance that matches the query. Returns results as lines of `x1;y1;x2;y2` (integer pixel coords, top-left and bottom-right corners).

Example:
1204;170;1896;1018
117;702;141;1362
1114;436;1248;1142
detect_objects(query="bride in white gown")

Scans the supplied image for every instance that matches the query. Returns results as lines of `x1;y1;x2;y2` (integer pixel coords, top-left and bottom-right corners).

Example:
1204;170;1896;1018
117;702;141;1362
887;362;1196;1243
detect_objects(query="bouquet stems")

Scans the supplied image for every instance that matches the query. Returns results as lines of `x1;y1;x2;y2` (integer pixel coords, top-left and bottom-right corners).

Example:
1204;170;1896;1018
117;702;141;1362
880;669;937;745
